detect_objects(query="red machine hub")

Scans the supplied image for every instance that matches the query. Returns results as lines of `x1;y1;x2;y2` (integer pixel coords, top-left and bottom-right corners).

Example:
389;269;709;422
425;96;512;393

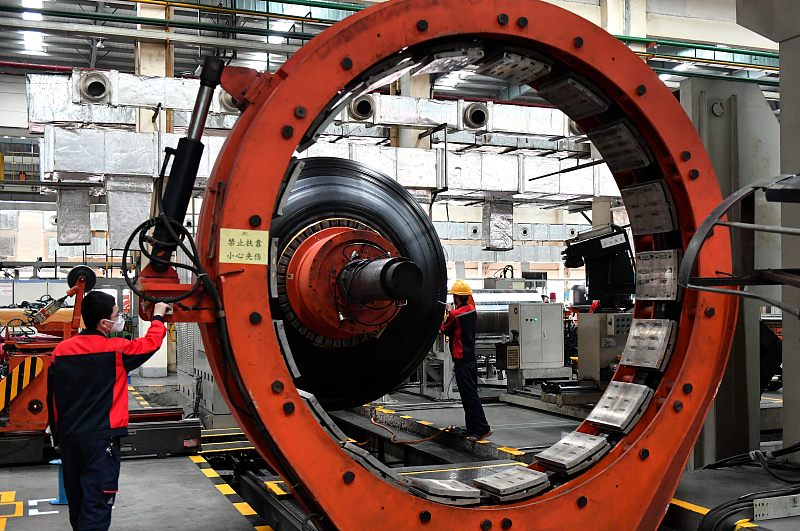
284;227;402;340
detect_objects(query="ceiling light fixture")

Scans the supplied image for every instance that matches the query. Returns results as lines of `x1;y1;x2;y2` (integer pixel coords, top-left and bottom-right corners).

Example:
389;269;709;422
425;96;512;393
21;0;43;21
22;30;45;51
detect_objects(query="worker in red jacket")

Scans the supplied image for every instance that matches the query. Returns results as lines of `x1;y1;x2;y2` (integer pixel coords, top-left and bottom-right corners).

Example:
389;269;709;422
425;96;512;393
46;291;171;531
441;280;491;440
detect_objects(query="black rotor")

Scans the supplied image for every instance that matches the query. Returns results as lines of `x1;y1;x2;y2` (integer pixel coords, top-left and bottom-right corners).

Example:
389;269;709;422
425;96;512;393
271;157;447;410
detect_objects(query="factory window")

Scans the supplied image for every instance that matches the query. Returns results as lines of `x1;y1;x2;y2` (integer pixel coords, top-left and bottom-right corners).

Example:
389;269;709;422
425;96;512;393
47;237;83;258
0;236;15;258
0;211;19;231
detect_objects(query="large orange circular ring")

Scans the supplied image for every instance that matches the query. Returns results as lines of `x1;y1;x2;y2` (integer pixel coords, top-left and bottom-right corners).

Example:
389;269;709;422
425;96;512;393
197;1;738;529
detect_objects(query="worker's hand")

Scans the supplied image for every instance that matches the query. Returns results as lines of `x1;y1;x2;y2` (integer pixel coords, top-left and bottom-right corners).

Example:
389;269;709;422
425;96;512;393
444;303;453;312
153;302;173;318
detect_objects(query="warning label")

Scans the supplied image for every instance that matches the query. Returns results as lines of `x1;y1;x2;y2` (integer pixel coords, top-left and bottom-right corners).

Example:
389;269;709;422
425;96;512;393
219;228;269;265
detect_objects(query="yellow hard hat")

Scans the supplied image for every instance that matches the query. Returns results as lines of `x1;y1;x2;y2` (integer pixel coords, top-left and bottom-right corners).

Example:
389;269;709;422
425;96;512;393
448;279;473;296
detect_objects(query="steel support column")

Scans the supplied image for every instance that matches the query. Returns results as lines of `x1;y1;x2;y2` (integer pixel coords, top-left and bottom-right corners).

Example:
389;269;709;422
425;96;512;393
738;0;800;462
680;78;780;465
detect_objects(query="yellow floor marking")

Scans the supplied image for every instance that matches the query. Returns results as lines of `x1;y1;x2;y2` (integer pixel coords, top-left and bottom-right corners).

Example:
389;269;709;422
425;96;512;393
128;386;134;390
735;519;758;529
254;526;274;531
265;481;288;495
200;447;255;454
399;462;521;476
416;420;434;426
375;407;396;414
497;446;525;456
202;468;220;478
476;439;491;444
234;502;257;516
216;484;236;495
670;498;709;515
189;455;207;463
0;491;23;530
400;415;413;419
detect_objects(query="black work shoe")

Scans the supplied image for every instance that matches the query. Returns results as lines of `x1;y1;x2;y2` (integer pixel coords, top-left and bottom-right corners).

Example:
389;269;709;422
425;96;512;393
452;426;469;436
467;430;493;441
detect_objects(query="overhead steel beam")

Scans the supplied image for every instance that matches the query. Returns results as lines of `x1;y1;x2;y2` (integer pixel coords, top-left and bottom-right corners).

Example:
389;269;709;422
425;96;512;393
0;200;107;211
0;17;300;54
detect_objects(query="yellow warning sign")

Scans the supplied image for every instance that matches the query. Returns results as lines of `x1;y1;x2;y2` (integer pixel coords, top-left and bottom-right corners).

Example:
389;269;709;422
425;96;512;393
219;229;269;265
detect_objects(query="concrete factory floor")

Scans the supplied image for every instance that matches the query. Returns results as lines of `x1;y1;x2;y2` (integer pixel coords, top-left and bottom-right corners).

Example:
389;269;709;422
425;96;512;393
0;456;255;530
664;466;800;530
367;392;580;452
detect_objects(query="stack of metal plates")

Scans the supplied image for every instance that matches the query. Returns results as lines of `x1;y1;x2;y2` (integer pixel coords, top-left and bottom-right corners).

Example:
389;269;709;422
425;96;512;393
535;431;611;476
586;381;654;433
409;478;481;506
635;250;681;301
620;319;677;372
473;466;551;502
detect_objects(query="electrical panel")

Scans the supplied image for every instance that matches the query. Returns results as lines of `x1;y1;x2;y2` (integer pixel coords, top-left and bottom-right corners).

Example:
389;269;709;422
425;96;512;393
507;303;564;372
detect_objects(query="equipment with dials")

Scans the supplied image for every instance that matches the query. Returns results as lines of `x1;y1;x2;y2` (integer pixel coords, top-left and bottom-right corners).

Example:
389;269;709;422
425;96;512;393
577;312;632;383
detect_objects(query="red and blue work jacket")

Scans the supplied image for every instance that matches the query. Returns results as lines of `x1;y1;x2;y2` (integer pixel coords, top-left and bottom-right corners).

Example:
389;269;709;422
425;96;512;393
46;318;167;445
440;303;477;360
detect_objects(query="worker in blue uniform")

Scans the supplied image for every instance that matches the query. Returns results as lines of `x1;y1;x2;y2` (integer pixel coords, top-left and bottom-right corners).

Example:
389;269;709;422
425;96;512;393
441;280;491;440
47;291;171;531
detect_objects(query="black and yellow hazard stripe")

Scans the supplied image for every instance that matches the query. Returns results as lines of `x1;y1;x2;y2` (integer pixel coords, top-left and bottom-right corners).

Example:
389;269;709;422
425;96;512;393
189;455;273;531
128;385;152;409
0;356;44;412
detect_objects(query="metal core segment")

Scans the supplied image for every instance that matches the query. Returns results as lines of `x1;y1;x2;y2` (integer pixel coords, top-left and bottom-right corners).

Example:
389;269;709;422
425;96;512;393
338;257;422;303
284;227;411;340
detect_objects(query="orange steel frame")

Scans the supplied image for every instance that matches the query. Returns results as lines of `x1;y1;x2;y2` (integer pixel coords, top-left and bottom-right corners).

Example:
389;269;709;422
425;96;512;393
1;276;88;433
0;354;49;433
156;1;739;529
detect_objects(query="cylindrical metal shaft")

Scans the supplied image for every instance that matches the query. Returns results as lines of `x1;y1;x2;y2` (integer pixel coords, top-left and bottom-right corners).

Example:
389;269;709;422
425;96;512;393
339;257;422;303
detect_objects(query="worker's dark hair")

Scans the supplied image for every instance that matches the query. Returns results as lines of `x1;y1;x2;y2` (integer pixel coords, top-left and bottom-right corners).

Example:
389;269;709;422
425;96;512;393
81;291;116;329
453;294;469;307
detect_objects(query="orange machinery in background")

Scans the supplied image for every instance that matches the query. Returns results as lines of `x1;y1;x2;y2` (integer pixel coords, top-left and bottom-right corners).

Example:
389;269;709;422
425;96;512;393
0;266;94;464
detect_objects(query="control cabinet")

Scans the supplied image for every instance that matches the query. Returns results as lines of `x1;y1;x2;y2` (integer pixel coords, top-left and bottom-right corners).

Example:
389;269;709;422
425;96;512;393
507;303;564;372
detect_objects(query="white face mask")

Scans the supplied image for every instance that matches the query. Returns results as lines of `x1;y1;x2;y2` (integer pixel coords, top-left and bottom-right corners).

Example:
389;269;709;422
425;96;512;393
108;315;125;333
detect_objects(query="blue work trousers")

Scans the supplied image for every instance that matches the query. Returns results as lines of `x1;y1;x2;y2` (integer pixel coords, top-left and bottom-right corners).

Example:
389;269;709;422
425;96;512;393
60;437;121;531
